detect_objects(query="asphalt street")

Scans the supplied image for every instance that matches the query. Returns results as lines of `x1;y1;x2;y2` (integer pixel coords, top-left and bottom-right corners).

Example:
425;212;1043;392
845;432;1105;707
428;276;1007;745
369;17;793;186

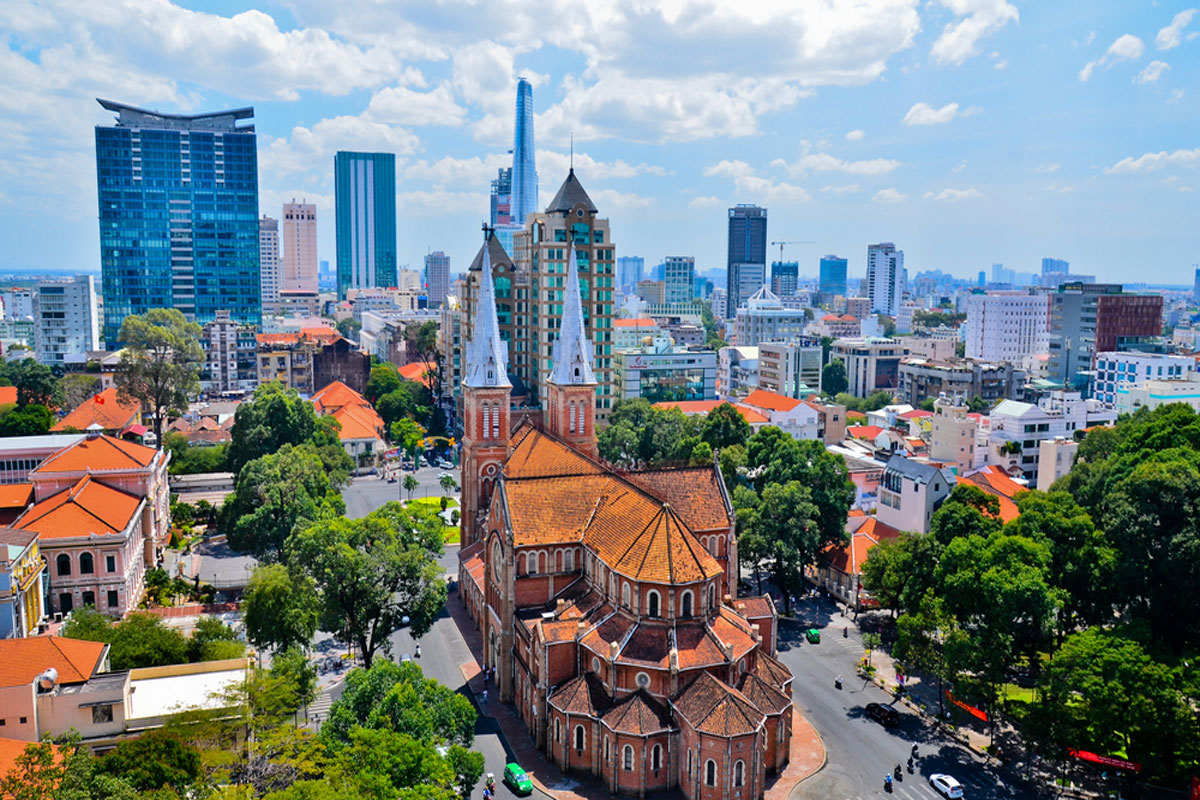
343;467;461;519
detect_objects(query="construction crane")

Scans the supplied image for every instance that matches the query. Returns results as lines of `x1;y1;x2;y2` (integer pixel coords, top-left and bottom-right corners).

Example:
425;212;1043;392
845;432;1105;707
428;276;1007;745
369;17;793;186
770;240;815;262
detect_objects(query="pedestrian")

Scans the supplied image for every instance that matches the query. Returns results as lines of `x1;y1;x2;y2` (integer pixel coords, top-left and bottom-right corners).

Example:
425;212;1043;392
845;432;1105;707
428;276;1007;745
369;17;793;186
482;688;488;704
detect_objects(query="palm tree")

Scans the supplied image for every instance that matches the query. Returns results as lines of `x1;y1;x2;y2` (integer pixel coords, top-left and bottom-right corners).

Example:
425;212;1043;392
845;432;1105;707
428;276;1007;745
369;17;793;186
403;474;419;502
439;474;459;497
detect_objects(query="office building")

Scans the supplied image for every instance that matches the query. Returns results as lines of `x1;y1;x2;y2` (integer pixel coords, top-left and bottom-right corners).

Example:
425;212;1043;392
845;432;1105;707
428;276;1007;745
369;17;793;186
334;151;397;298
1041;257;1069;275
282;200;317;294
964;292;1050;362
490;167;512;227
1046;283;1163;390
95;99;261;346
1091;350;1195;407
734;285;808;347
425;251;451;308
819;255;848;297
259;216;281;313
989;391;1115;480
726;205;768;316
758;340;823;398
1194;267;1200;303
614;342;717;403
663;256;696;304
1037;438;1078;491
33;276;100;366
1115;378;1200;414
771;261;799;297
865;243;905;316
636;280;665;304
617;256;644;292
201;310;258;395
510;78;538;225
831;337;905;398
709;289;728;321
718;345;760;398
897;357;1017;407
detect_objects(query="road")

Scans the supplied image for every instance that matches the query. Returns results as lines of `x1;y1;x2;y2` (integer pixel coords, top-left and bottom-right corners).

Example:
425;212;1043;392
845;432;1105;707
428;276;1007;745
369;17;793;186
775;598;1019;800
343;467;461;519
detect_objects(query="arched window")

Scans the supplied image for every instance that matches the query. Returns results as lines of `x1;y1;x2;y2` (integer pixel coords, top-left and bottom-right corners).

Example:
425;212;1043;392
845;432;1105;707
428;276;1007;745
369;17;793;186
708;584;716;610
574;725;585;751
778;718;786;742
555;718;561;743
565;549;575;571
604;737;610;762
680;590;693;619
569;401;577;434
539;552;547;573
492;541;504;581
734;760;745;787
579;403;586;435
56;554;71;576
79;553;94;574
687;750;694;780
491;403;500;438
651;744;662;771
647;590;661;618
482;405;491;439
623;745;634;771
705;759;717;786
556;550;563;572
526;552;538;574
622;582;631;608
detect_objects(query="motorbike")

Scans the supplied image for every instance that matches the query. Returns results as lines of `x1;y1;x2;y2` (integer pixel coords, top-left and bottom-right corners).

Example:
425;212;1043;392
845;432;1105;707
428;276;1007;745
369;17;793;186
884;775;893;792
907;757;915;774
911;744;919;758
894;764;903;782
834;675;843;690
415;644;421;658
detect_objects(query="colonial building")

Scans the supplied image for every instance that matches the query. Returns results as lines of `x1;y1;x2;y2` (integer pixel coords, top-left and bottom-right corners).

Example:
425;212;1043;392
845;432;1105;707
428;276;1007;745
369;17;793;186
458;239;792;800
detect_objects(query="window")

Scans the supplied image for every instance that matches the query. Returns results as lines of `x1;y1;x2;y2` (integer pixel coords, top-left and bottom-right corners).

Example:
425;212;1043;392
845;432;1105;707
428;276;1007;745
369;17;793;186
733;760;745;787
687;751;693;780
636;672;651;689
709;585;716;610
622;582;631;608
705;759;717;786
555;718;561;743
565;549;575;571
80;553;94;574
647;590;660;618
569;401;577;434
56;554;71;576
680;591;693;619
92;704;113;724
82;591;95;608
574;725;585;751
526;552;538;575
623;745;634;771
492;403;500;438
604;737;610;762
482;405;491;439
651;744;662;771
105;554;116;573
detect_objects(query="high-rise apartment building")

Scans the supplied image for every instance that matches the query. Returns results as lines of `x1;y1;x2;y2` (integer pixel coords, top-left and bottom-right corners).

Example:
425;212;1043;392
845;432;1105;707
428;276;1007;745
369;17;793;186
510;79;538;226
663;256;696;304
1041;257;1069;275
259;216;281;313
964;291;1050;362
201;309;258;395
1193;267;1200;302
616;256;644;292
33;276;99;366
865;242;905;316
758;340;823;397
425;251;451;309
771;261;799;297
95;99;261;346
819;255;848;297
490;167;512;227
1047;282;1164;389
726;205;768;316
334;151;397;298
282;200;317;294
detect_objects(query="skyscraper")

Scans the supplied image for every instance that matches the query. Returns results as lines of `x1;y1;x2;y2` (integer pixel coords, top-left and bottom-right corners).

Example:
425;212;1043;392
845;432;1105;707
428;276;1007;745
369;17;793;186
1047;282;1163;389
616;256;644;292
771;261;798;297
663;256;696;303
334;151;397;298
259;215;281;313
282;200;317;294
95;99;261;346
726;204;768;316
1194;267;1200;302
425;251;451;308
866;242;905;316
490;167;512;227
33;275;100;366
819;255;848;297
510;78;538;226
1042;257;1069;275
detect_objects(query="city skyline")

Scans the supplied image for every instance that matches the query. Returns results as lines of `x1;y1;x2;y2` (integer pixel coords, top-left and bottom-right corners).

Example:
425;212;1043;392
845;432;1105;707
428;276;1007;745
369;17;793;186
2;2;1198;285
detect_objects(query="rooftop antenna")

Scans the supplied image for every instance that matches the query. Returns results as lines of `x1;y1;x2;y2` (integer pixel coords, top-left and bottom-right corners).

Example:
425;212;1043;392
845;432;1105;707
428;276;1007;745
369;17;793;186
570;132;574;170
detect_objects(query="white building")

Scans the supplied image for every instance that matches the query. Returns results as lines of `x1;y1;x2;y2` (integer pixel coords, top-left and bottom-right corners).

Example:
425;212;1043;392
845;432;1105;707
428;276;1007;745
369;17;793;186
33;275;99;366
831;337;906;398
865;242;905;316
1;289;34;321
1091;351;1195;408
734;285;808;346
740;389;822;440
282;201;318;294
613;318;661;351
1115;378;1200;414
1036;437;1078;491
758;341;823;398
201;310;257;396
259;215;281;313
717;345;759;399
988;391;1116;481
930;395;976;475
895;301;924;335
425;251;451;308
876;455;956;534
964;292;1050;362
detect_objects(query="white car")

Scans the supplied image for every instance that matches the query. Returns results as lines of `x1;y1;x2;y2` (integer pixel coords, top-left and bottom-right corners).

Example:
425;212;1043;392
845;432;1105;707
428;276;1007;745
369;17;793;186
929;774;964;799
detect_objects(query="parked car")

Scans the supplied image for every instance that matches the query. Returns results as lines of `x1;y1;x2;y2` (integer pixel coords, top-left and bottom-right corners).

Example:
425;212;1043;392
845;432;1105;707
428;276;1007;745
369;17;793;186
864;702;900;727
805;628;821;644
929;773;964;798
503;763;533;795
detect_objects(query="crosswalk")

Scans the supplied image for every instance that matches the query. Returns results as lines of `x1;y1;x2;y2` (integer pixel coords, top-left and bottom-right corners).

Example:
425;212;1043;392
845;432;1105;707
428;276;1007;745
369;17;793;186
823;783;942;800
306;690;333;726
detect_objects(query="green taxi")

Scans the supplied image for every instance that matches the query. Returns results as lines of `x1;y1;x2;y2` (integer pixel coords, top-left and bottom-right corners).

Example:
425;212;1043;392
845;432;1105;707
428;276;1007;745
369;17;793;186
504;762;533;795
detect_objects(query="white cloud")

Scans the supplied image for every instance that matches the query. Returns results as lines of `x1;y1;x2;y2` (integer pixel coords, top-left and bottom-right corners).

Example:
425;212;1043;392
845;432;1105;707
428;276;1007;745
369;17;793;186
1180;186;1195;193
993;59;1007;69
733;176;811;205
930;0;1020;66
952;161;967;174
845;129;865;142
704;160;756;179
1169;89;1187;104
396;189;488;215
1035;163;1061;174
592;189;653;209
926;187;983;201
539;151;668;180
1045;184;1075;193
689;196;720;207
779;146;901;177
872;187;907;203
821;184;863;195
403;153;511;186
1104;148;1200;174
901;101;981;126
261;116;421;178
1156;9;1198;50
1080;34;1146;81
1135;60;1171;85
366;85;468;127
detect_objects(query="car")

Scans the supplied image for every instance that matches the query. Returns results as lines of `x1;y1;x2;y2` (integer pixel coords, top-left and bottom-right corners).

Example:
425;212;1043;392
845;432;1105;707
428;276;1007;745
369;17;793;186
864;702;900;727
503;762;533;795
929;774;964;798
805;628;821;644
439;460;454;470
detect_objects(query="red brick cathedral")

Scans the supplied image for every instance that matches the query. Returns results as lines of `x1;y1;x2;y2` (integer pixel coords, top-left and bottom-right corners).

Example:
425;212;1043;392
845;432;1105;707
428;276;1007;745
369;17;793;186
458;207;794;800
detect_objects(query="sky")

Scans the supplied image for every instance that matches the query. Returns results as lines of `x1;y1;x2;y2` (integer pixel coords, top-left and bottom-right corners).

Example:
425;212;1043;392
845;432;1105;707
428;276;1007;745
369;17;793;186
1;0;1197;285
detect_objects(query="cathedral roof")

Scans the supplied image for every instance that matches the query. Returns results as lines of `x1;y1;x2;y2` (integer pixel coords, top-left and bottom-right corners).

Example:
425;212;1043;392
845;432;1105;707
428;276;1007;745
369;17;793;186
753;652;792;690
549;673;611;717
601;690;673;735
672;672;765;737
619;466;732;533
468;233;514;272
504;424;605;479
545;168;598;214
608;504;723;585
737;673;791;716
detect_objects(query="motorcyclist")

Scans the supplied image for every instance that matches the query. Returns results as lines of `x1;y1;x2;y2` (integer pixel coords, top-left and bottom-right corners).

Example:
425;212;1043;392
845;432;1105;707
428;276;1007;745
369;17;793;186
415;643;421;658
834;674;843;689
884;774;893;791
911;744;919;758
894;764;902;779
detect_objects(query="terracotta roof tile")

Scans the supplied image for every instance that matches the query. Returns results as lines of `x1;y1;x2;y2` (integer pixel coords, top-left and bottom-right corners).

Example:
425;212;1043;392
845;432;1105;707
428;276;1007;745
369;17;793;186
15;476;142;540
738;673;791;715
709;611;758;661
312;381;368;413
619;466;731;534
504;426;606;479
0;387;16;406
961;466;1026;523
898;409;933;420
580;611;635;657
397;361;437;388
505;476;617;547
0;736;58;782
51;388;140;432
459;542;485;594
742;390;802;412
540;619;581;644
0;483;33;510
35;434;156;474
847;425;883;440
613;318;657;328
753;653;792;689
601;690;672;734
0;636;106;687
672;672;765;736
736;595;776;619
673;623;728;669
331;403;385;441
549;673;611;716
824;518;902;576
652;400;768;426
609;505;722;584
617;624;672;668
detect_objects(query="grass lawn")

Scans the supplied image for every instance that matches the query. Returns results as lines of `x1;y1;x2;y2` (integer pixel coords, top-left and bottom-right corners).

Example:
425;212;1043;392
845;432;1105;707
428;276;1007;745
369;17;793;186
1001;683;1036;704
409;496;458;508
442;527;460;544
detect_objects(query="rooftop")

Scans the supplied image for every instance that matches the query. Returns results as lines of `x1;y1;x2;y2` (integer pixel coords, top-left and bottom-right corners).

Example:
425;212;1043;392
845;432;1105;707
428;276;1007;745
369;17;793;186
35;433;157;474
15;476;142;540
127;663;248;721
0;636;106;687
545;168;598;214
742;389;802;413
98;98;254;132
51;388;140;433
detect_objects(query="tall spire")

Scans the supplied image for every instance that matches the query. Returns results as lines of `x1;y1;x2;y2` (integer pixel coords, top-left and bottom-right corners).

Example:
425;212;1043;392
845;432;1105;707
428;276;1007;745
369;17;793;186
550;244;597;386
464;234;511;388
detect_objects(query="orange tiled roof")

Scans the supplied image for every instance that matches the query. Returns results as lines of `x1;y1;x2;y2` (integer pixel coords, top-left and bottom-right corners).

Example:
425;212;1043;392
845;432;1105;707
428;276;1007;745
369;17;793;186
620;466;732;534
738;672;791;715
672;672;765;736
331;403;385;442
51;387;139;432
846;410;868;421
847;425;883;440
504;424;606;479
742;389;802;412
753;653;792;690
312;380;369;413
0;387;15;406
35;433;156;474
961;466;1026;523
0;483;33;510
0;636;106;687
673;623;729;669
616;623;672;668
613;318;657;328
257;328;341;347
549;673;611;716
824;517;902;576
736;595;775;619
397;361;436;388
898;409;932;420
601;691;672;734
15;476;142;540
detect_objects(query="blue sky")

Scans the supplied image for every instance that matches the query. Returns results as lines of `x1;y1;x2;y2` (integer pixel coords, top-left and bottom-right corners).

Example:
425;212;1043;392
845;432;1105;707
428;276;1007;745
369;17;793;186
1;0;1197;284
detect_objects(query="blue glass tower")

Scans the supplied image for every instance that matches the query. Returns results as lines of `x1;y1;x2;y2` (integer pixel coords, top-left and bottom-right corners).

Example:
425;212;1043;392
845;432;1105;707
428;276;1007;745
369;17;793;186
95;99;261;347
510;78;538;225
818;255;848;296
334;151;398;298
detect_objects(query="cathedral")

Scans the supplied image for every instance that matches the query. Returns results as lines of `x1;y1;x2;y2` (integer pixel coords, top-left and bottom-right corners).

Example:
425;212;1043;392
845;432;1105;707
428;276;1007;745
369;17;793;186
457;176;794;800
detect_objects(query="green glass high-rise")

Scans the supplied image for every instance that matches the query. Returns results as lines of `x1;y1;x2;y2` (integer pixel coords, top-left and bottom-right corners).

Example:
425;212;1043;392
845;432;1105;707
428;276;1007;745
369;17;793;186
334;151;397;298
94;99;261;347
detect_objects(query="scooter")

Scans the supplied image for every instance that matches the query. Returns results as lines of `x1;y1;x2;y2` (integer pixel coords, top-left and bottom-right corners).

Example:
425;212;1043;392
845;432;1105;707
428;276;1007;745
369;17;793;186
884;774;893;793
907;757;915;774
415;643;421;658
894;764;903;782
834;675;843;690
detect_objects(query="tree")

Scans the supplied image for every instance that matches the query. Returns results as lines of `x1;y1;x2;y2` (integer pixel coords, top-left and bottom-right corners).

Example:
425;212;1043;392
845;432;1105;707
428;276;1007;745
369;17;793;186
403;474;419;501
6;358;64;409
96;729;202;794
58;373;102;415
336;317;362;342
366;363;403;402
114;309;203;447
244;564;320;654
746;428;855;547
821;358;848;397
223;444;345;562
164;431;229;475
287;503;446;667
0;404;53;436
893;591;960;718
741;481;825;614
861;632;882;666
108;613;191;669
0;736;139;800
967;395;990;414
438;474;458;497
391;417;425;457
404;321;444;406
229;382;341;476
188;615;246;662
701;403;751;451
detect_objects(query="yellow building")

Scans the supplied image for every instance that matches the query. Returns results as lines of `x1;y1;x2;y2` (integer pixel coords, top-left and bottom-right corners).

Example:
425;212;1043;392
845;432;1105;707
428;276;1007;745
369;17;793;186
0;528;46;638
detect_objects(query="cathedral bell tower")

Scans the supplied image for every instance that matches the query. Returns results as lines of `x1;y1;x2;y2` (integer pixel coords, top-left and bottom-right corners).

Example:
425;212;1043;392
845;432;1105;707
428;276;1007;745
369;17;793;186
461;230;512;545
545;243;598;459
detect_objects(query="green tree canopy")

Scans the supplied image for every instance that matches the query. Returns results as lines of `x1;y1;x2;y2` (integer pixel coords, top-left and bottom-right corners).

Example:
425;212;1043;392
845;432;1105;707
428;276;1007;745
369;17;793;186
114;309;204;446
821;358;848;397
0;403;53;437
700;402;751;451
244;563;320;654
3;359;64;409
228;382;338;475
95;729;202;794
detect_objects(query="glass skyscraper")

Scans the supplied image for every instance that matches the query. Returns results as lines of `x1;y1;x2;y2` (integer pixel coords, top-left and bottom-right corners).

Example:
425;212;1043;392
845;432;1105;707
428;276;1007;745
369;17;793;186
510;78;538;226
726;205;768;317
95;99;261;347
334;151;398;298
819;255;848;296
